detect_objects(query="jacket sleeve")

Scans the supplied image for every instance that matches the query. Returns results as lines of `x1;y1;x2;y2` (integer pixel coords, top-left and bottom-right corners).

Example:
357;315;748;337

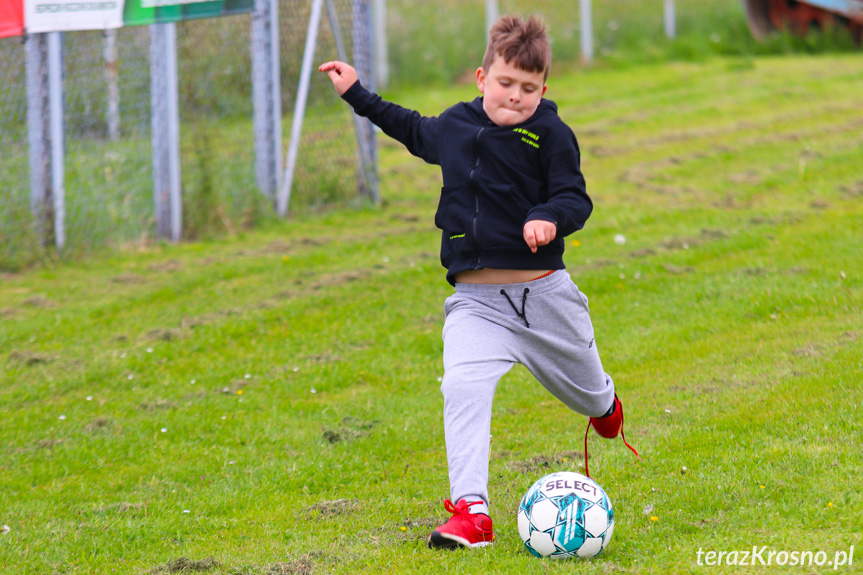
341;80;441;165
525;131;592;238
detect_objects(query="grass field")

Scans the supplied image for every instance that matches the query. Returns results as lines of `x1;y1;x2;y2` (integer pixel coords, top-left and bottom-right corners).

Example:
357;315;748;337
2;53;862;574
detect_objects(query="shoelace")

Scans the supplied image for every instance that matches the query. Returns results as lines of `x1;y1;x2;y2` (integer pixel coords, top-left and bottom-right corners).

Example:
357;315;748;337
444;499;483;519
583;402;641;479
500;288;530;328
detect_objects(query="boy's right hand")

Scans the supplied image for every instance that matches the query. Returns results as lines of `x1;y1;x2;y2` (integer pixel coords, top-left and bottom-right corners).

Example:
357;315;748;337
318;61;358;96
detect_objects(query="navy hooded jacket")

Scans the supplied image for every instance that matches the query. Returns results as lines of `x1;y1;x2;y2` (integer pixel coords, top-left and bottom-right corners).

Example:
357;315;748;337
341;81;592;286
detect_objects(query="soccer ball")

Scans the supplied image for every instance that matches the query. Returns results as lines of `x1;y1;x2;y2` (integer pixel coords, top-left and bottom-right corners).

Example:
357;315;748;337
517;471;614;558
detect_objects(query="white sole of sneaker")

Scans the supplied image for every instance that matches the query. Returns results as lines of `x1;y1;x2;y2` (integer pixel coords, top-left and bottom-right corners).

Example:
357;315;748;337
428;532;494;549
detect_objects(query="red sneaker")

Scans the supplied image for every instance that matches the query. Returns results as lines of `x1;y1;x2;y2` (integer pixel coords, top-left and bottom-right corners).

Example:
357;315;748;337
590;395;624;438
584;394;640;478
427;499;495;549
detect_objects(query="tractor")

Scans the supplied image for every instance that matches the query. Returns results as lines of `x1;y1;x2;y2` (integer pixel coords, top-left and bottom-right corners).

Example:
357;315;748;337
743;0;863;43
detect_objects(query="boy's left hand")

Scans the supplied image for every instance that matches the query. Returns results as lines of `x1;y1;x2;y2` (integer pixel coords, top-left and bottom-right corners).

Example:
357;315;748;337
523;220;557;253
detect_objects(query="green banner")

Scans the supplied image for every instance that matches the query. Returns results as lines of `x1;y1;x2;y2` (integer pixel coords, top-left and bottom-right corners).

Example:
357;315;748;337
123;0;253;26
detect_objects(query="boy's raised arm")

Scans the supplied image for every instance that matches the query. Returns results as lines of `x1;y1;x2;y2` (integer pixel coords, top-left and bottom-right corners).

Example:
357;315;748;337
318;61;441;165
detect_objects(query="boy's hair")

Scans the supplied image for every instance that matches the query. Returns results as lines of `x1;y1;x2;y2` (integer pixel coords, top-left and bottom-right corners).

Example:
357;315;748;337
482;15;551;81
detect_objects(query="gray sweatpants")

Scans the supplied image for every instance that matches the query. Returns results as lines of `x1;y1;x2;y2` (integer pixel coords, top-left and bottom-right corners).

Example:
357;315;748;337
440;270;615;511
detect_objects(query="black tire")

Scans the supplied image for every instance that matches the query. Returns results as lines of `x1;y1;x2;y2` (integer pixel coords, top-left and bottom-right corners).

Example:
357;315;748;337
743;0;775;40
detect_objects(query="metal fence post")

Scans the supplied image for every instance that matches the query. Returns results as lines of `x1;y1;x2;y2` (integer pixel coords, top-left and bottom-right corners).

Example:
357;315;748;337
485;0;498;33
26;32;51;247
251;0;282;204
351;0;379;204
372;0;388;90
579;0;593;65
25;31;65;251
104;29;121;141
149;22;182;242
665;0;676;39
327;0;378;204
47;31;65;251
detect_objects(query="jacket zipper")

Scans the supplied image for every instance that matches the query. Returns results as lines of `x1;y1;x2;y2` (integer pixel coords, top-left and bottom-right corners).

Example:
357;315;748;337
469;127;485;269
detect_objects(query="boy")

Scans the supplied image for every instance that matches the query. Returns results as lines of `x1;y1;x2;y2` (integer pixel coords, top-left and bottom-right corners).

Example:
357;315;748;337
320;14;637;550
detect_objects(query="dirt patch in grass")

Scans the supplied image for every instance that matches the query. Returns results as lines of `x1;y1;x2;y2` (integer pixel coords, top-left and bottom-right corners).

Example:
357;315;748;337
792;343;825;357
147;328;183;341
506;450;583;473
148;556;220;573
180;316;206;329
138;399;177;411
401;516;437;531
651;229;730;255
739;265;808;278
302;498;360;518
841;331;859;343
662;263;695;275
84;417;115;435
8;350;52;365
322;417;379;444
148;260;183;273
22;295;54;307
264;558;314;575
94;502;145;514
35;438;64;449
110;273;146;284
727;170;763;186
398;516;438;539
303;352;343;364
629;228;731;266
839;180;863;199
259;237;327;256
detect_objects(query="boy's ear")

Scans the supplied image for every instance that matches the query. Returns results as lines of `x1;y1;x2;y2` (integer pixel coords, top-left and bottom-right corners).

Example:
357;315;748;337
542;84;547;97
475;67;486;94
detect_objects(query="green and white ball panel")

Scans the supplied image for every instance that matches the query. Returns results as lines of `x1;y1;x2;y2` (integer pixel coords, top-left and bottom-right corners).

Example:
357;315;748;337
517;471;615;559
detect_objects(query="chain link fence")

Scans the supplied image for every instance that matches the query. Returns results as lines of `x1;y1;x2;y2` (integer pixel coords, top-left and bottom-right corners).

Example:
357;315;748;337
0;0;369;269
0;36;34;267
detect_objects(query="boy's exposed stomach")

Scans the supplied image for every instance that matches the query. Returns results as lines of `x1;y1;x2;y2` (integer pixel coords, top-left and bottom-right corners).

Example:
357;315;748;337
454;268;553;285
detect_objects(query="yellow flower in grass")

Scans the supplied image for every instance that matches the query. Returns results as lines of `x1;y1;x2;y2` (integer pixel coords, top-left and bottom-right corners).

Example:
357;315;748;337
650;516;659;522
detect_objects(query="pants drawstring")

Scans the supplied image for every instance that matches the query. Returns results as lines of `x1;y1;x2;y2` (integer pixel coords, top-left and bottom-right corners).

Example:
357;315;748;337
500;288;530;328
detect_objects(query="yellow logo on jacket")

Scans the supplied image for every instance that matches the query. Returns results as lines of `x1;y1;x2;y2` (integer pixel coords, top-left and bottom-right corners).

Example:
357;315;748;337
513;127;540;149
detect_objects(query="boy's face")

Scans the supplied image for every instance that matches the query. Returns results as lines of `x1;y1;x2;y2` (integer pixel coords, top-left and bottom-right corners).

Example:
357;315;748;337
476;56;547;126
